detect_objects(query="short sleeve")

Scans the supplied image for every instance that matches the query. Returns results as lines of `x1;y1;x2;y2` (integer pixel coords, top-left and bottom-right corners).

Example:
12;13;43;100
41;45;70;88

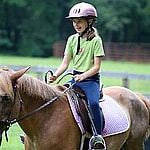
93;36;105;57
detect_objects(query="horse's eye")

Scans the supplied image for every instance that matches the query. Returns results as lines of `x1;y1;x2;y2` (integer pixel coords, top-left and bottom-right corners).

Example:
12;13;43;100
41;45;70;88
2;95;10;102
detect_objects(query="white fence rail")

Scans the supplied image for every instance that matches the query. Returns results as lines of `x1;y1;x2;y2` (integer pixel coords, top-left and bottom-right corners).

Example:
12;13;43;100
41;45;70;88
1;64;150;81
1;65;150;79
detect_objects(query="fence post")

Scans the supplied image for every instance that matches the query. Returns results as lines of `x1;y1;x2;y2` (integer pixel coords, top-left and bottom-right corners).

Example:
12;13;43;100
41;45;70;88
123;77;129;88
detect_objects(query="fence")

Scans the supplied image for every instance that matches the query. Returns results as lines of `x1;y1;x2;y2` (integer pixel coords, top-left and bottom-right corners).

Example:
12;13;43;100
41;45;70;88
1;64;150;92
104;42;150;62
53;41;150;63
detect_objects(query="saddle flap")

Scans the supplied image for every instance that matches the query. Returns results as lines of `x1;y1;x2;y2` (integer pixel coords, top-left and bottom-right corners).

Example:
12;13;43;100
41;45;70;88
66;88;92;134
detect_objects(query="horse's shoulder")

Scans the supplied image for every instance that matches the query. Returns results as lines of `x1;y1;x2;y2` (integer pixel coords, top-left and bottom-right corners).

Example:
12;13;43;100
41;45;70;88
54;85;66;92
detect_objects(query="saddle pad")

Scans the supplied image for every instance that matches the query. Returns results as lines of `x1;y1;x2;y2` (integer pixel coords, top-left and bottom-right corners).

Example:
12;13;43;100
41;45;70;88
66;92;86;135
101;94;130;137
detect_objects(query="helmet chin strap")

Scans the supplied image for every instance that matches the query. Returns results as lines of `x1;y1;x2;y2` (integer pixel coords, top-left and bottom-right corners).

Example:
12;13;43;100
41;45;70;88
76;27;89;55
76;18;93;55
76;19;93;55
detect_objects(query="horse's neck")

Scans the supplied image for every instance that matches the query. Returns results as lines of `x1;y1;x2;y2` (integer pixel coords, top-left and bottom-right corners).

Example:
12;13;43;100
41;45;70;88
17;75;68;135
16;76;82;149
18;76;55;126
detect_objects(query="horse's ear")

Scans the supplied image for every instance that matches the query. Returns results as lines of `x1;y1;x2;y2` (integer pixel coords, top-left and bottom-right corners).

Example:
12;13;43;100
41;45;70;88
10;66;31;82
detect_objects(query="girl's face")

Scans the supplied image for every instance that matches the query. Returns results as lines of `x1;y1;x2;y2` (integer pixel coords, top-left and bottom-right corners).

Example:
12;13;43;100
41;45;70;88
72;18;88;34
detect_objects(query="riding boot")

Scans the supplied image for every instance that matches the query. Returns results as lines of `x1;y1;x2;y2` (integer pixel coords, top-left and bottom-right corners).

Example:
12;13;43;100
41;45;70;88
86;105;106;150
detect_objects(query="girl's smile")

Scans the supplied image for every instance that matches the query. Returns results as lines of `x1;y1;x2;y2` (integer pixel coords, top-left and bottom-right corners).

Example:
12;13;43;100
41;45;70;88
72;18;88;34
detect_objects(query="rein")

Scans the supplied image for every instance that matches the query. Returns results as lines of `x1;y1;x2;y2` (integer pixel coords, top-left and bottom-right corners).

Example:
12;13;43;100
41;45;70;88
4;81;75;135
45;70;73;84
2;70;75;143
10;83;76;125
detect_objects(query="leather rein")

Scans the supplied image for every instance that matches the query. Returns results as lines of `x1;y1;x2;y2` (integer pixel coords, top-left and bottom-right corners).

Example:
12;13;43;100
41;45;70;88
1;72;75;142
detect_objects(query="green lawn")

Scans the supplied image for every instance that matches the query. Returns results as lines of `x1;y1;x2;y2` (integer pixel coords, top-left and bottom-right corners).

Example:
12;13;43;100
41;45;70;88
0;55;150;149
1;55;149;93
0;54;150;93
0;55;149;74
1;124;24;150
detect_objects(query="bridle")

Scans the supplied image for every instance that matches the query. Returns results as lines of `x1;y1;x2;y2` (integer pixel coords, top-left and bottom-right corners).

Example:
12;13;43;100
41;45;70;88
0;74;76;143
0;83;22;143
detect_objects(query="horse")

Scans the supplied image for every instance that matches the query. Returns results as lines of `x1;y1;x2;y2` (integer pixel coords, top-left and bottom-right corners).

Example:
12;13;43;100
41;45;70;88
0;66;149;150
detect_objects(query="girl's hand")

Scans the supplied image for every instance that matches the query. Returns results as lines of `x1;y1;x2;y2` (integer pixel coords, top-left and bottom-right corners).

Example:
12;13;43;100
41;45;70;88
73;74;85;82
49;75;57;83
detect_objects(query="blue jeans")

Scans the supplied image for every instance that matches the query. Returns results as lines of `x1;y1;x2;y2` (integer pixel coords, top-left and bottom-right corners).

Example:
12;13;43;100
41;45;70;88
69;71;104;135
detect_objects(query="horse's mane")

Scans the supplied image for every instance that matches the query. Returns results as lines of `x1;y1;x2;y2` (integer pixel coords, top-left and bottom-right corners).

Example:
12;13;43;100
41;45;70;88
19;74;64;100
0;67;65;101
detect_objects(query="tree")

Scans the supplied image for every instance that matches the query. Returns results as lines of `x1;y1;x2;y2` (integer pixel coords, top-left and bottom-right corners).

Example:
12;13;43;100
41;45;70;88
0;0;26;53
0;0;150;57
0;0;69;57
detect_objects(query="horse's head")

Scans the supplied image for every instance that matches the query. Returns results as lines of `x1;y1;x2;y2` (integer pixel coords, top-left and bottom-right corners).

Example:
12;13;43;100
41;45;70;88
0;66;30;145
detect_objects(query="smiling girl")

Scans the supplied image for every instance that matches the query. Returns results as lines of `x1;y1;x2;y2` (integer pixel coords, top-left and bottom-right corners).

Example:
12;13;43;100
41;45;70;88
50;2;106;149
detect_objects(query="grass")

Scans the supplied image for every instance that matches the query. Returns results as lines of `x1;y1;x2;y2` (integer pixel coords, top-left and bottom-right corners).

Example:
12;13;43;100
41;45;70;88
102;60;150;74
1;124;24;150
0;55;149;74
0;55;63;67
1;55;149;93
0;55;150;149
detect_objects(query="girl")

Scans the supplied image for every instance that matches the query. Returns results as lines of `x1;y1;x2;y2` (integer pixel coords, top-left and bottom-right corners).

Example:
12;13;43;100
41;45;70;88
50;2;106;149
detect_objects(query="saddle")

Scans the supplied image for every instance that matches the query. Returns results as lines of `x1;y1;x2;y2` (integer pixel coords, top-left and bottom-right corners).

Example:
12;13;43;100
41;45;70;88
63;83;130;150
64;83;104;134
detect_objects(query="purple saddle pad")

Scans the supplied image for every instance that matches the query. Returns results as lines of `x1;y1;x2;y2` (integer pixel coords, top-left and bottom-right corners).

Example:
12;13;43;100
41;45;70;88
101;94;129;137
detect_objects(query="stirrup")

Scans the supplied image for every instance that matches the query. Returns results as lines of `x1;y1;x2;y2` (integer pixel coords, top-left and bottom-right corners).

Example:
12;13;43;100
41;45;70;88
89;135;106;150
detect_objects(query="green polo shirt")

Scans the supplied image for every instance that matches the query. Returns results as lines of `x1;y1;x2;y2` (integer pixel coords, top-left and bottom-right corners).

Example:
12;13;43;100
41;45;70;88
64;33;105;72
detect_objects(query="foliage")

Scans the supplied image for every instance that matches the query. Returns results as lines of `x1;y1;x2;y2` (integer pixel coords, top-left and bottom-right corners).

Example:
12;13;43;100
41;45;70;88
89;0;150;42
0;0;150;57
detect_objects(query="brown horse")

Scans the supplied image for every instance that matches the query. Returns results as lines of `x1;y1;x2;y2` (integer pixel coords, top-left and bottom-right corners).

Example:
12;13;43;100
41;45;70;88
0;66;149;150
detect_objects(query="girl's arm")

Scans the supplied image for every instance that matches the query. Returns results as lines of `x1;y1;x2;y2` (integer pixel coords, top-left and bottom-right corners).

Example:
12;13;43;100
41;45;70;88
49;55;71;82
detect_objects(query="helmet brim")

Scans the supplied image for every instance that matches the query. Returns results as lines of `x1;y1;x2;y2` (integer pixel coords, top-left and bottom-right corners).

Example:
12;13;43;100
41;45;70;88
65;15;97;19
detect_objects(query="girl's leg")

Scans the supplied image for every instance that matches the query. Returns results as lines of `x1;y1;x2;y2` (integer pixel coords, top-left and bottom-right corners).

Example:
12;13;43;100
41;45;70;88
76;81;104;134
69;80;106;149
